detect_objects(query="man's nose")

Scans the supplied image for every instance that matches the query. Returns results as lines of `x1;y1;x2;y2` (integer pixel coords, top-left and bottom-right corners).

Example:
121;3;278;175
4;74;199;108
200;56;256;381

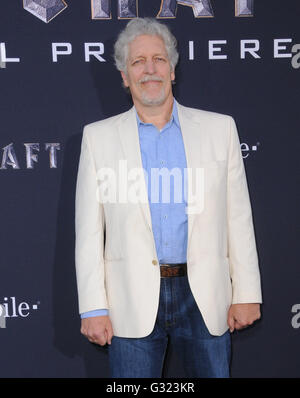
144;59;156;74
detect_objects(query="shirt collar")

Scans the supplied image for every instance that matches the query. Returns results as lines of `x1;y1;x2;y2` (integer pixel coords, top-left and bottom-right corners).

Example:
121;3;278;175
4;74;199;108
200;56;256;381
135;98;180;129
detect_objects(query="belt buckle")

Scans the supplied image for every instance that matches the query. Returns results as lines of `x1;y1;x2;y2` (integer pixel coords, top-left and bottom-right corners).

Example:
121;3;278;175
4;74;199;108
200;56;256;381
160;263;182;278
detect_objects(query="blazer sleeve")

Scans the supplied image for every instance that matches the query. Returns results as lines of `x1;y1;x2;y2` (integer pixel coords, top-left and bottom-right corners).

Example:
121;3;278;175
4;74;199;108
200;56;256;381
227;116;262;304
75;126;108;314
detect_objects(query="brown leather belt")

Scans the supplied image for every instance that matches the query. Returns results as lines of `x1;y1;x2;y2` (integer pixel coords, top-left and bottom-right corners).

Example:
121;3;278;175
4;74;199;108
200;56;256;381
160;263;187;278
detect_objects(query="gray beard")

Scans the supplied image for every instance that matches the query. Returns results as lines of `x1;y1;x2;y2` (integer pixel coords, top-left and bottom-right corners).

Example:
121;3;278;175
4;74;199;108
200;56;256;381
140;87;166;106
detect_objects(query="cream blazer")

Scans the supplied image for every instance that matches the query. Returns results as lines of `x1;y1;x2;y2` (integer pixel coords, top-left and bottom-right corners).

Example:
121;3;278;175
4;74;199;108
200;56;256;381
75;102;262;337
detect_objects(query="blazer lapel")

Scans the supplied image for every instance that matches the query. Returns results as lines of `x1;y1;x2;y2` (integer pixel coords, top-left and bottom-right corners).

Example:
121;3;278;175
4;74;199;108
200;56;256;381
116;107;153;232
177;102;207;246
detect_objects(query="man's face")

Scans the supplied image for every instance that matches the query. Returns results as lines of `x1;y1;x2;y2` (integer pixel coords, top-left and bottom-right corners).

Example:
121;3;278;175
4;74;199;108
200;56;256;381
121;34;175;107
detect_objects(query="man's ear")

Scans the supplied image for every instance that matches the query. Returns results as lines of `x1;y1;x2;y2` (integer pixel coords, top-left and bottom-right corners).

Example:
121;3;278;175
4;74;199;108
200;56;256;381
121;71;129;88
171;69;175;83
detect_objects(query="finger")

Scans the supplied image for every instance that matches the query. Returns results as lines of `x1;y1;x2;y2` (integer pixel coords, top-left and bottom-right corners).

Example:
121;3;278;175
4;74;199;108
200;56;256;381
88;332;106;346
234;321;248;330
106;325;114;345
103;330;109;345
97;334;107;346
100;330;107;345
227;315;235;333
107;330;114;345
107;334;113;345
104;329;113;346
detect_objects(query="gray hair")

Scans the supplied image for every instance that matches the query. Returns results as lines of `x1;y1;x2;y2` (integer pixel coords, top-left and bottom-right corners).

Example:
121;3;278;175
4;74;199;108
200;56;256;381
113;18;179;74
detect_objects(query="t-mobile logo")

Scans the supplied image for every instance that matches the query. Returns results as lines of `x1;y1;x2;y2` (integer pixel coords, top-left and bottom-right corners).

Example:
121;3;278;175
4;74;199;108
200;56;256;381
0;297;40;328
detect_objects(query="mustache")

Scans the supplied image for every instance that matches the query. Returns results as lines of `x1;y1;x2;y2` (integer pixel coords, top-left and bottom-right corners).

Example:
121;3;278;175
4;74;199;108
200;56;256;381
138;75;164;84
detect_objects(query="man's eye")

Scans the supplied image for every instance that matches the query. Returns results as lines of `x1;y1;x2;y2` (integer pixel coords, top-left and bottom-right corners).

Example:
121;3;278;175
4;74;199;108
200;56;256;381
155;57;165;62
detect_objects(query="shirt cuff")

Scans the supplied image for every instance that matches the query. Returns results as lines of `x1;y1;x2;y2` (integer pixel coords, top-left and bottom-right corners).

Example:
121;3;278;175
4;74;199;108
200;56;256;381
80;309;108;318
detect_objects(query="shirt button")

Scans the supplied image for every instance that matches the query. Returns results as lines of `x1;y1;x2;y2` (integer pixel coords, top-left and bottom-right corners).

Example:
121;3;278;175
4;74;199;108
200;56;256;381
152;259;158;265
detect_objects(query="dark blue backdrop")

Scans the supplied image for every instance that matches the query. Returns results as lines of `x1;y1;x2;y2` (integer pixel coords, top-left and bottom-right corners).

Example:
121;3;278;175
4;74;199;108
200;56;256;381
0;0;299;378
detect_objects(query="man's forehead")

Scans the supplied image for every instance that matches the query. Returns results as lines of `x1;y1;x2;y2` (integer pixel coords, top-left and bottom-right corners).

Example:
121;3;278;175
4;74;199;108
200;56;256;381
128;34;168;57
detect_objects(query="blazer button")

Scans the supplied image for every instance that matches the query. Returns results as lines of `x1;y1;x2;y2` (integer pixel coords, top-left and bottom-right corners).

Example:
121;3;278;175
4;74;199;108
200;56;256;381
152;260;158;265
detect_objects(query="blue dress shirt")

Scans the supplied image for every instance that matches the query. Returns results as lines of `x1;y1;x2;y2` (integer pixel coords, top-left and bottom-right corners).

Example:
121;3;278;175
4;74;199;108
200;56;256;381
81;99;188;319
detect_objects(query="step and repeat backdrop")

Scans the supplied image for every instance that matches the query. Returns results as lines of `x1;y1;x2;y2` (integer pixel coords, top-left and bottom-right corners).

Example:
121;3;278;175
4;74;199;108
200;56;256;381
0;1;299;378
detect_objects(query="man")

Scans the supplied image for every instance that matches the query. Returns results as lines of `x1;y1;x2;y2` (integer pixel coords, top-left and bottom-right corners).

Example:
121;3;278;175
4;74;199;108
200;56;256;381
75;18;262;378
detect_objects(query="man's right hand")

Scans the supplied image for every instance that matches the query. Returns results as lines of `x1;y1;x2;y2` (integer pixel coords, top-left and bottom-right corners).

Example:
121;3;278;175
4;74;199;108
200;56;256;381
80;316;114;346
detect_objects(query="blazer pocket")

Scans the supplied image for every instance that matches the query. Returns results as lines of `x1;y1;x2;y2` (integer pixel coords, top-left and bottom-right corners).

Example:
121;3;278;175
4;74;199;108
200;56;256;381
104;248;124;262
104;256;124;263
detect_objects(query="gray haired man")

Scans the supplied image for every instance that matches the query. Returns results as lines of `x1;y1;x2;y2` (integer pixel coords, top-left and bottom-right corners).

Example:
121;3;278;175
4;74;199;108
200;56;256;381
75;18;262;378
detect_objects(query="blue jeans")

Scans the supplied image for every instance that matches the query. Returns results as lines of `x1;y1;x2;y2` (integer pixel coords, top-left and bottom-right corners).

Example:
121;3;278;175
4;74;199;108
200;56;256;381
108;275;231;378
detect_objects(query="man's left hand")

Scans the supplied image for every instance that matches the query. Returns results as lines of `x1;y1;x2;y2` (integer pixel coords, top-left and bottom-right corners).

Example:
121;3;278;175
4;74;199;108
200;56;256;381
227;303;261;333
